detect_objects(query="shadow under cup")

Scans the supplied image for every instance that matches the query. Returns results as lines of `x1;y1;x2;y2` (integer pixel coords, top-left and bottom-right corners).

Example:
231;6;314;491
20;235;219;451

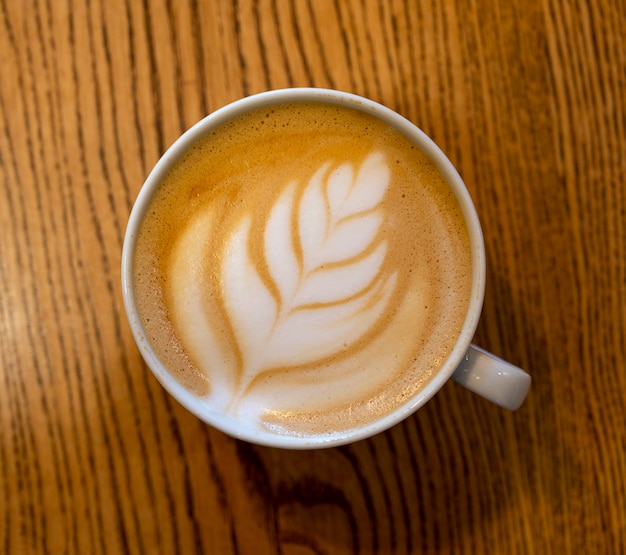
121;88;528;449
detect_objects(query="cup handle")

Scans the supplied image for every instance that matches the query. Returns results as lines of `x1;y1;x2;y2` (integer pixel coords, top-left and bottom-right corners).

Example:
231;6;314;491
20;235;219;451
451;344;531;410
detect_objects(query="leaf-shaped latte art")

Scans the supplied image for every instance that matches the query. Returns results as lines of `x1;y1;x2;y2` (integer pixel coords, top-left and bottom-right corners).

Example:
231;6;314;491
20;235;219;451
221;151;397;401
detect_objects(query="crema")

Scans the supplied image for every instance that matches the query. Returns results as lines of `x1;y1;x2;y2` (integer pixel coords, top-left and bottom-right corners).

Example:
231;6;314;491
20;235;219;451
133;101;472;437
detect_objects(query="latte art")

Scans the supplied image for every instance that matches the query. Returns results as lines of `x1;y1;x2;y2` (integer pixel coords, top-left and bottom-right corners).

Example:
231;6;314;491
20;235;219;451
172;151;397;414
133;101;473;436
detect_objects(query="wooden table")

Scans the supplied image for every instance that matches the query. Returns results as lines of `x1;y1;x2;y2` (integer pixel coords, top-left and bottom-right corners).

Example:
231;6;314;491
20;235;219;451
2;1;624;553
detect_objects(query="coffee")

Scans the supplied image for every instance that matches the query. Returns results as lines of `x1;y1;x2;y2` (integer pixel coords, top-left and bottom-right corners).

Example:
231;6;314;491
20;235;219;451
132;101;472;437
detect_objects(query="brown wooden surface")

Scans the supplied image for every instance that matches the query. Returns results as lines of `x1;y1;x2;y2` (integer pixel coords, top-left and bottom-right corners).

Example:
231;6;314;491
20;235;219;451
1;0;625;553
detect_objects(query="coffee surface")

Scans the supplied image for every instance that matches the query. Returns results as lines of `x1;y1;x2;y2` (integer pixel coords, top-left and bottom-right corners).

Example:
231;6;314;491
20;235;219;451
133;101;472;437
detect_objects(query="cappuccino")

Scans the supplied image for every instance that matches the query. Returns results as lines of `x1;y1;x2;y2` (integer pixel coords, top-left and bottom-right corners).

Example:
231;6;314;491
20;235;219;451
133;100;472;437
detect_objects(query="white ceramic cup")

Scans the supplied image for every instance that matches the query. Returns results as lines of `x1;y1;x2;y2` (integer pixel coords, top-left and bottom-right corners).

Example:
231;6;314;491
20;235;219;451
121;88;531;449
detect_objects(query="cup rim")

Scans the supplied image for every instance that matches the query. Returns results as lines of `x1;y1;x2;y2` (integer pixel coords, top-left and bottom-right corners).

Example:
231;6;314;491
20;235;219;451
121;87;485;449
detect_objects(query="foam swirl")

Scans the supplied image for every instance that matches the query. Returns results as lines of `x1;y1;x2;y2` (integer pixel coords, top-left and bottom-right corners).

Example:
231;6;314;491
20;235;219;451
169;152;398;419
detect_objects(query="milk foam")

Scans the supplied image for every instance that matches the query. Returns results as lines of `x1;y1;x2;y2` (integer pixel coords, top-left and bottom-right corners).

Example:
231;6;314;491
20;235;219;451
171;152;398;421
133;102;473;436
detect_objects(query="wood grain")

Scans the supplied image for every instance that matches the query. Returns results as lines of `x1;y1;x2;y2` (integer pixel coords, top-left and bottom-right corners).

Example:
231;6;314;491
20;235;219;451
1;0;624;553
